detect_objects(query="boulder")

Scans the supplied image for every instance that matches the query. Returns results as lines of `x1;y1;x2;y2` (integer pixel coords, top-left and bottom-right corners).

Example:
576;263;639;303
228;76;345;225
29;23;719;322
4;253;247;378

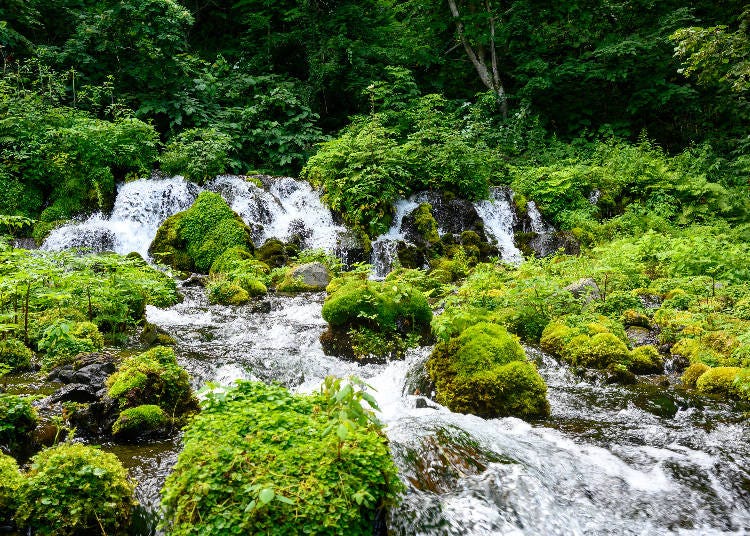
565;278;601;302
287;262;331;290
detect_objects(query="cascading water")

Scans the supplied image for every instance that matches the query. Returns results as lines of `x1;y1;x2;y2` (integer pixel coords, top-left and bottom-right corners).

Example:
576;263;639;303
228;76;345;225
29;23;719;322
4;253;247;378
42;175;351;259
370;195;429;279
133;285;750;535
473;187;522;264
42;177;200;258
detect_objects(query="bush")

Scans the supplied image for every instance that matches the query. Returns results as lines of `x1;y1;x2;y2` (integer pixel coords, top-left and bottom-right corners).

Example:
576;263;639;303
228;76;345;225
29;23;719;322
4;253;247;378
426;322;549;419
160;128;234;183
161;380;403;535
106;346;197;415
149;192;254;273
112;404;170;438
0;453;22;521
0;338;32;372
0;394;37;453
16;443;136;535
38;321;104;370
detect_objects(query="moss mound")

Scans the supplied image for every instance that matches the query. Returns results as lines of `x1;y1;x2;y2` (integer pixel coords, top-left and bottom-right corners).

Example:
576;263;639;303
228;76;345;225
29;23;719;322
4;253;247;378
426;322;550;419
695;366;744;399
106;346;197;418
161;380;403;535
681;363;710;388
112;404;170;439
16;443;135;534
149;192;254;273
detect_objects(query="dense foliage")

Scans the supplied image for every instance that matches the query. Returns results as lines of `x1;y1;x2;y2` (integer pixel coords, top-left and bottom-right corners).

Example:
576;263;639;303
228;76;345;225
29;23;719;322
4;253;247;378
161;379;403;535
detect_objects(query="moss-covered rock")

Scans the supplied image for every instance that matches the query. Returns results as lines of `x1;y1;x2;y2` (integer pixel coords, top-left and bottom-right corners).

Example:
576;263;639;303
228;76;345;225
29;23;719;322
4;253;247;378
426;322;549;419
206;278;251;305
106;346;197;416
149;192;254;273
0;453;22;522
277;262;331;292
628;345;664;374
112;404;170;439
562;332;630;369
695;366;744;399
208;246;255;275
403;203;440;245
681;363;710;388
256;238;293;268
0;338;32;372
16;443;135;534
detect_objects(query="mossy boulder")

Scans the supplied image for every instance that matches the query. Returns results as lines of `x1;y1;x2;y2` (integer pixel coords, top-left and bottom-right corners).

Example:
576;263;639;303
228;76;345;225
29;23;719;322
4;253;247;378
149;192;254;273
628;345;664;374
681;363;710;388
207;278;251;305
209;246;255;275
426;322;549;419
695;366;744;399
277;262;331;292
0;453;22;521
16;443;135;534
106;346;197;416
112;404;170;439
0;338;32;372
403;203;440;245
560;333;630;369
256;238;295;268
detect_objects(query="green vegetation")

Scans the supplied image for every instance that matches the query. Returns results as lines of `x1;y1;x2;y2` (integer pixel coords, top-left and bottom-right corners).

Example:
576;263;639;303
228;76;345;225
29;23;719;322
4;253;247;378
112;404;170;438
0;394;37;455
16;443;135;535
0;338;32;372
0;453;22;521
107;346;197;420
149;192;254;273
161;379;403;535
426;322;549;419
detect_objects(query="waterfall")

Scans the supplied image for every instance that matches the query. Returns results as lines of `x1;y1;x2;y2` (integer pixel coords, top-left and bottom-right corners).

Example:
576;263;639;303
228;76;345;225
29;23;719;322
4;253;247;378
42;175;350;259
471;187;522;263
370;195;428;279
42;177;200;258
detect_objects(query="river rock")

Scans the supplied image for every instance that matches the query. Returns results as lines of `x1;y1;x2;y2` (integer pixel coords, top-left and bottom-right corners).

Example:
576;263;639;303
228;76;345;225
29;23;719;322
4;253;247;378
565;278;601;302
287;262;331;290
626;326;659;348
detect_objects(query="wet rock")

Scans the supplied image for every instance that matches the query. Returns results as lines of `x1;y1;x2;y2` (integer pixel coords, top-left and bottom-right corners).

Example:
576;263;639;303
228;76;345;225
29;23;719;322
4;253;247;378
604;364;637;385
182;274;207;287
626;326;659;348
565;278;601;302
287;262;331;290
48;383;101;404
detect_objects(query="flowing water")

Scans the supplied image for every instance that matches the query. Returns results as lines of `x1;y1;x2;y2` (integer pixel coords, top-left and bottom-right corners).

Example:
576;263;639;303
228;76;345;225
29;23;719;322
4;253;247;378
38;178;750;534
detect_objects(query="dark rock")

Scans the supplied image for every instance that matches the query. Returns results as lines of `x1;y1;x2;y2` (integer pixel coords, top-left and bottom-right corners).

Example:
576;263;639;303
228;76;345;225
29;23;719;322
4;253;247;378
626;326;659;348
287;262;331;290
183;274;207;287
565;278;601;302
48;383;100;404
249;300;272;314
604;364;637;385
72;362;116;385
396;243;427;270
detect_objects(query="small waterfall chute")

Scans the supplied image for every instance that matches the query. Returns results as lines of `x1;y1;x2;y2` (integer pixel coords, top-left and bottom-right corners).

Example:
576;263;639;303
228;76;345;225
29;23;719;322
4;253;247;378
471;187;522;263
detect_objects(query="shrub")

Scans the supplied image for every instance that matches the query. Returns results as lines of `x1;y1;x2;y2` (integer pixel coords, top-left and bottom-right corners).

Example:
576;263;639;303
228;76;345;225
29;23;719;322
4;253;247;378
161;380;403;535
38;321;104;371
16;443;136;535
160;128;234;183
426;322;549;419
112;404;169;438
106;346;197;415
0;394;37;453
0;453;22;522
0;338;32;372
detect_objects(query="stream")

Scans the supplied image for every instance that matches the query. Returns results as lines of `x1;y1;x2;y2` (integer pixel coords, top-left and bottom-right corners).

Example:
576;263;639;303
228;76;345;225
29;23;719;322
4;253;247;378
104;283;750;535
36;175;750;534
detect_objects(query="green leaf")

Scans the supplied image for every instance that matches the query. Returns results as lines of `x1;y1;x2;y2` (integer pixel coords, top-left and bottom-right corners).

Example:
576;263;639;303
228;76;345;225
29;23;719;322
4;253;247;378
258;488;275;504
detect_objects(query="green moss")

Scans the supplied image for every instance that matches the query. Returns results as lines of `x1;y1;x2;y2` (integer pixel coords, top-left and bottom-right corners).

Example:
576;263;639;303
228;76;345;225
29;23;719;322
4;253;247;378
540;322;576;355
0;338;32;372
256;238;290;268
681;363;710;388
322;278;432;333
106;347;197;415
427;323;549;419
206;278;251;305
460;230;481;247
563;332;630;369
629;345;664;374
622;309;650;328
161;380;403;535
16;443;135;534
209;246;254;275
695;366;744;399
149;192;254;273
112;404;169;438
413;203;440;243
0;453;22;521
0;394;37;455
